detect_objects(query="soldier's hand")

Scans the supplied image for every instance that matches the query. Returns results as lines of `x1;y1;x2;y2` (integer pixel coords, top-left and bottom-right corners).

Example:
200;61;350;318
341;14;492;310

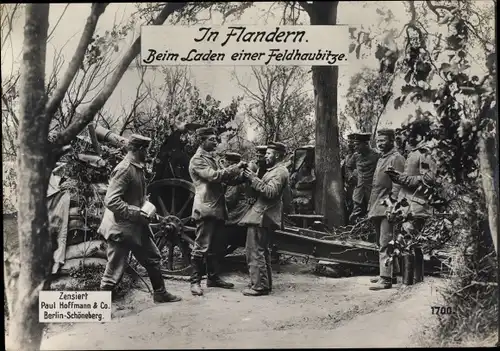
128;205;143;222
237;161;248;169
243;168;257;181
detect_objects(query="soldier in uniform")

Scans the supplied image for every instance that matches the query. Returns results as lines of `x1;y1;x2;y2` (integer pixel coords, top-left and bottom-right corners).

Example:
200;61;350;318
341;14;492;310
224;152;250;226
188;127;246;296
342;133;359;217
289;145;316;214
367;129;406;290
349;133;380;226
99;134;182;303
387;119;437;245
248;145;268;178
240;142;290;296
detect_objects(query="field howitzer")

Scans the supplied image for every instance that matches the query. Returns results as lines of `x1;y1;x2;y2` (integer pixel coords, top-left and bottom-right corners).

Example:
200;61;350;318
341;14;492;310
92;124;129;150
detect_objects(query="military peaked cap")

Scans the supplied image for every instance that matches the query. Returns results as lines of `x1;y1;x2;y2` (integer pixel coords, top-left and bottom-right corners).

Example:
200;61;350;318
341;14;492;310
347;133;359;140
196;127;217;137
377;128;395;137
255;145;268;154
353;133;371;142
224;152;242;162
128;134;151;148
267;141;287;153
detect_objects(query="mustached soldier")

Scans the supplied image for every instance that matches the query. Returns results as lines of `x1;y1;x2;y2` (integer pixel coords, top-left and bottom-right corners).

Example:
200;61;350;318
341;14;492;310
99;134;181;303
240;142;290;296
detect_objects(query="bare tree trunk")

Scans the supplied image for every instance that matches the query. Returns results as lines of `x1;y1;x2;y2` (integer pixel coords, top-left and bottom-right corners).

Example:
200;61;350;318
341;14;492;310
5;4;188;351
478;116;498;254
6;4;52;351
306;1;345;227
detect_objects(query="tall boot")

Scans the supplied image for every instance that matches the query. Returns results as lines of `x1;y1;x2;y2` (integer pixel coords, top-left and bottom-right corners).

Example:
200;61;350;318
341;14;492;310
206;254;234;289
146;265;182;303
190;256;204;296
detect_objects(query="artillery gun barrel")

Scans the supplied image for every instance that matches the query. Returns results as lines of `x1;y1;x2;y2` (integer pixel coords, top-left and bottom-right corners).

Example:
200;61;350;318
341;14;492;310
94;125;128;149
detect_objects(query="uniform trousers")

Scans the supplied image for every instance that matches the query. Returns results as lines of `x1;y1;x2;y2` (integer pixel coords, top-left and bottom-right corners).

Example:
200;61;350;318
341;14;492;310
100;235;166;293
246;226;272;292
371;216;399;278
190;218;228;283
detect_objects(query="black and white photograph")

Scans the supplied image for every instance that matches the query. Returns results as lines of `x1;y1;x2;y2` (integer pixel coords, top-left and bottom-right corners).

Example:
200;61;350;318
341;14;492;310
2;1;498;350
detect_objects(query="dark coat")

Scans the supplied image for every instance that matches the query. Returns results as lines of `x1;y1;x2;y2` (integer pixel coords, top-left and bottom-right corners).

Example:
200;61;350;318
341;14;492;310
397;142;437;218
240;162;290;229
98;154;148;246
368;149;406;219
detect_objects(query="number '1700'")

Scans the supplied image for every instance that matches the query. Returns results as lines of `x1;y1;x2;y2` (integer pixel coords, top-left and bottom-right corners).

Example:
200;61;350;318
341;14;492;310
431;306;455;315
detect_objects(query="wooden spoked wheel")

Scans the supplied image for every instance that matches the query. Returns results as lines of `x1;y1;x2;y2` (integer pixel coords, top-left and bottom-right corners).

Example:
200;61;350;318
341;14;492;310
147;179;196;276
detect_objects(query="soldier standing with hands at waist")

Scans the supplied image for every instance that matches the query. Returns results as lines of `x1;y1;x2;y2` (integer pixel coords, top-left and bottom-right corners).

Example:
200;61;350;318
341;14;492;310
239;142;290;296
98;134;182;303
188;127;246;296
367;129;405;290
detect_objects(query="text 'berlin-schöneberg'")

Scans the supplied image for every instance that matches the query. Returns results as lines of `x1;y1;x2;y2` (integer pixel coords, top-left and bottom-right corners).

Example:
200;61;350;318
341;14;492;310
142;26;346;65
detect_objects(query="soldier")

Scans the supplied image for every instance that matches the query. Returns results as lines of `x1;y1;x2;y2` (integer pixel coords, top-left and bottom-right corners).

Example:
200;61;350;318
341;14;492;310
386;119;437;244
98;134;182;303
240;142;290;296
349;133;380;226
224;152;249;226
188;127;245;296
248;145;268;178
367;129;406;290
289;145;316;214
342;133;359;217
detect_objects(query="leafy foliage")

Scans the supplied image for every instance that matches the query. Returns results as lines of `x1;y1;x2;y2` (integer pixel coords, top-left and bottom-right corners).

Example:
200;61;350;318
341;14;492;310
340;67;393;134
374;0;497;345
124;67;243;181
390;2;496;184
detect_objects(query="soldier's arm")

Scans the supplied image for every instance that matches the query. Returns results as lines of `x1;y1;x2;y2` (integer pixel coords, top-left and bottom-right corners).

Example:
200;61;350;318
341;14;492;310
190;156;236;183
104;166;133;219
250;168;288;200
390;154;406;199
397;152;437;189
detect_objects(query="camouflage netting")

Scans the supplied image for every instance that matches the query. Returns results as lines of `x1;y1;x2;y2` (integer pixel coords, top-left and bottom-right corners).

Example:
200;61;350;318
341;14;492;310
49;131;138;292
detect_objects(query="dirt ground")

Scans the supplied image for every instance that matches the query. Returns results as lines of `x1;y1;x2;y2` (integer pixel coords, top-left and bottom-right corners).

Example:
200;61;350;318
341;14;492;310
37;263;451;350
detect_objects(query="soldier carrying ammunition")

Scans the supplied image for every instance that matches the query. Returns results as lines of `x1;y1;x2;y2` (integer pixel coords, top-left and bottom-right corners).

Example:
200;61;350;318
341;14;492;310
98;134;182;303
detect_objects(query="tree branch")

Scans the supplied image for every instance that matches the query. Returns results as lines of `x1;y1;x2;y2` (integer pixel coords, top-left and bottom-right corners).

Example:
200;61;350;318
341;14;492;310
45;3;109;119
54;2;188;147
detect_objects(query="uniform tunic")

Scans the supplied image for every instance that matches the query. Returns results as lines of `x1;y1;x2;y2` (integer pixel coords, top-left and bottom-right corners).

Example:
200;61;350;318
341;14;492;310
98;153;165;292
188;147;239;258
351;149;380;218
397;142;437;218
367;148;405;279
368;149;406;219
98;153;148;246
240;162;289;291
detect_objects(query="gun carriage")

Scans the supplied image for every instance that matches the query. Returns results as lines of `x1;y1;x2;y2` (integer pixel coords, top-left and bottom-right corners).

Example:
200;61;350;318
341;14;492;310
91;126;443;278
